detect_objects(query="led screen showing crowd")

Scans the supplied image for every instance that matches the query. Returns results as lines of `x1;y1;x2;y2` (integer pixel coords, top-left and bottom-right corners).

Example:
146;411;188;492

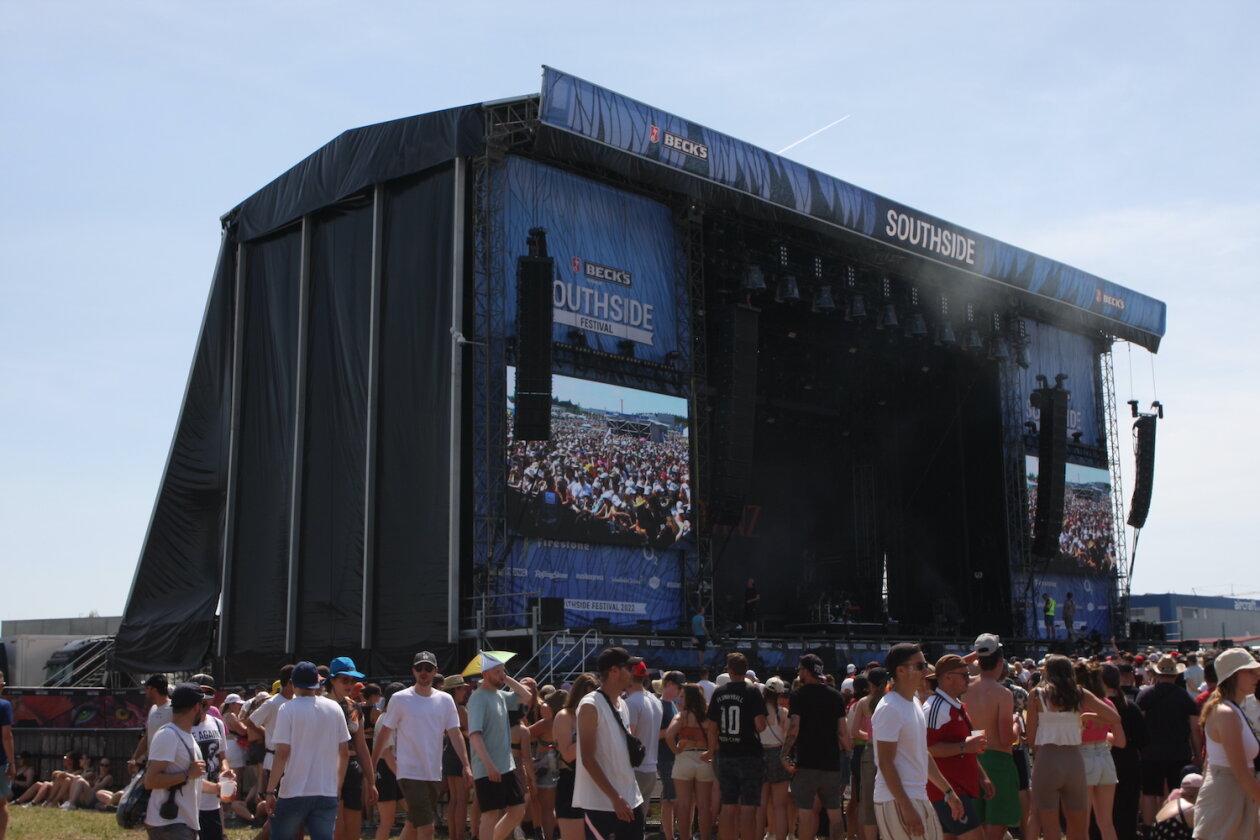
1026;456;1116;574
507;368;691;549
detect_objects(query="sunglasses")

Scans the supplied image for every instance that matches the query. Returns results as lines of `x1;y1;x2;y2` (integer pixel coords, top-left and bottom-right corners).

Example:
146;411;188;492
414;663;436;673
907;661;929;671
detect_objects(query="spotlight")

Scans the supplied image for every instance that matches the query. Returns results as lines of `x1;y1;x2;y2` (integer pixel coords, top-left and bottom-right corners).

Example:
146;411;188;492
1015;342;1030;369
936;322;956;346
811;284;836;313
878;302;899;330
567;328;587;348
775;274;800;303
742;265;766;293
1072;431;1083;443
907;312;928;338
988;337;1010;360
964;328;985;352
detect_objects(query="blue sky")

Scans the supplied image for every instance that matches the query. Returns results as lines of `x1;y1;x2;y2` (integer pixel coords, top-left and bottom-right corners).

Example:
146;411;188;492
3;3;1258;623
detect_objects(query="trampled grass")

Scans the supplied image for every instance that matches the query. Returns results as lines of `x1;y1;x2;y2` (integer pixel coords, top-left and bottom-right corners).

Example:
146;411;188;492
5;806;258;839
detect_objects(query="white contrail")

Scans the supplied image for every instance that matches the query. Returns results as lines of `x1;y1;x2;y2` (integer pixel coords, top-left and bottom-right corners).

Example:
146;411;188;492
776;115;851;155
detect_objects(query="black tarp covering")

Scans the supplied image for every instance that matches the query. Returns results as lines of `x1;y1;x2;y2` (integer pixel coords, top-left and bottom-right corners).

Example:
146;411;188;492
226;230;302;674
369;169;455;674
113;238;235;672
225;106;484;243
296;200;373;663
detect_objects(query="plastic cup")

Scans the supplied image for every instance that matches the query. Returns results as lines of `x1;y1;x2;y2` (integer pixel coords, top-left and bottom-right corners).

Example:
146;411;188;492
971;730;986;753
219;778;237;802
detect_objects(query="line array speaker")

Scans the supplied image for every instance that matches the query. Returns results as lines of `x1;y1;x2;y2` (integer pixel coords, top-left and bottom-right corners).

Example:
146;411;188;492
514;228;554;442
1127;414;1157;528
1031;385;1068;558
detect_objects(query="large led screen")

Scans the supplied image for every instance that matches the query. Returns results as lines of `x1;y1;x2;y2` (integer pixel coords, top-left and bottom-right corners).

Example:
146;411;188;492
507;368;691;549
1026;456;1116;574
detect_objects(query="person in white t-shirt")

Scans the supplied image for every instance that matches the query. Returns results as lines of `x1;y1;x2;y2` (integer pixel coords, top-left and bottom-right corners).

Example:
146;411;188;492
697;669;717;705
871;643;963;840
372;651;473;840
129;673;173;775
266;661;351;840
246;663;296;817
144;683;209;840
190;687;233;840
574;647;646;840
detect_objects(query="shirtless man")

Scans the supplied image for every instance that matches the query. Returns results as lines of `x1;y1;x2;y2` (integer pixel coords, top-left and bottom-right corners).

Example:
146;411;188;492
963;635;1019;840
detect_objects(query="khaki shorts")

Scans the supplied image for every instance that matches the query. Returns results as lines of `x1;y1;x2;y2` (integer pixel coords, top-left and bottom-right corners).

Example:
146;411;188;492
397;779;442;827
671;749;715;783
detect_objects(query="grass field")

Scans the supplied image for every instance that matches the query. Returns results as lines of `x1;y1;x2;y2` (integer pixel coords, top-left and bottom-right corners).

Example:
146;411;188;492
4;807;259;839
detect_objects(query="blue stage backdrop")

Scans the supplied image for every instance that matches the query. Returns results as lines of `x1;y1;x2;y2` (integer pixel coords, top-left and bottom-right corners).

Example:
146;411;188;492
1019;321;1102;448
538;67;1166;351
498;156;686;367
492;538;684;629
1023;572;1114;640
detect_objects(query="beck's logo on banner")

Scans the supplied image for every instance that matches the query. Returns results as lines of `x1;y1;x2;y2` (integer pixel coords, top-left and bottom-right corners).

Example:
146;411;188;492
556;256;655;346
1096;289;1126;310
650;125;709;161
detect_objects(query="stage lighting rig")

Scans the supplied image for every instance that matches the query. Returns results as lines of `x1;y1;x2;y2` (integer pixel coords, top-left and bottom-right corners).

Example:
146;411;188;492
1013;318;1030;369
877;275;899;330
987;312;1009;360
964;304;984;351
845;265;867;320
742;264;766;294
775;274;800;303
905;287;928;338
811;284;836;313
935;293;956;346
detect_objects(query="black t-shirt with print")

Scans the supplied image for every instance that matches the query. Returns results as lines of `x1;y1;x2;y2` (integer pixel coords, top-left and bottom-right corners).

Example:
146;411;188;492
707;680;765;757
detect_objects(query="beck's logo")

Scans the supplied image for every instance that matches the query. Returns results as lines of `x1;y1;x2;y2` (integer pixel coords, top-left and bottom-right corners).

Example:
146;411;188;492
574;257;632;287
650;125;709;161
1095;289;1126;310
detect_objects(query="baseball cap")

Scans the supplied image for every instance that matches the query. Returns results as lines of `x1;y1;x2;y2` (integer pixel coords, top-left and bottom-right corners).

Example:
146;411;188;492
223;693;243;707
973;633;1002;657
631;660;650;678
746;670;758;683
595;647;641;674
189;673;217;695
934;654;968;676
170;683;206;711
329;656;366;679
799;653;826;678
846;664;857;674
413;651;438;668
291;661;323;690
1180;773;1203;790
765;676;787;692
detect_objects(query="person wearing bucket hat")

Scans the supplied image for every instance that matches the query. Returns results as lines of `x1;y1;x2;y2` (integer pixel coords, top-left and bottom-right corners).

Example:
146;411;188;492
466;652;533;840
325;656;377;840
1136;655;1201;826
1193;648;1260;838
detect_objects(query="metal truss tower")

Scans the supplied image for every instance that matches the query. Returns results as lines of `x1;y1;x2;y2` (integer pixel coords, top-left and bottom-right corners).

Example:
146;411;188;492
1100;341;1131;633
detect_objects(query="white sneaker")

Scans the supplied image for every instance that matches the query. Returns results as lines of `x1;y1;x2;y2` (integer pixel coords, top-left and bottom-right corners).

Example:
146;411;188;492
60;802;77;811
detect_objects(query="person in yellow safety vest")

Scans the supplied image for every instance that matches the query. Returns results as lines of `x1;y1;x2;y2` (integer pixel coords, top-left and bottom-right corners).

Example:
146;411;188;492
1042;593;1056;639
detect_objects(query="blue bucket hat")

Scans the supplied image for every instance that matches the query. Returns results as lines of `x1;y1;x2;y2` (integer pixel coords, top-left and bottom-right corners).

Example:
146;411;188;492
329;656;365;679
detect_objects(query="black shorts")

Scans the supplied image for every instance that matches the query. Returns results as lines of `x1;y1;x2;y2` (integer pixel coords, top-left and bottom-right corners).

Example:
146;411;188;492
198;807;224;840
476;773;524;812
556;768;582;819
443;737;464;777
376;759;401;802
715;753;764;807
341;759;364;810
1012;746;1030;791
694;636;708;650
1140;758;1190;797
583;807;645;840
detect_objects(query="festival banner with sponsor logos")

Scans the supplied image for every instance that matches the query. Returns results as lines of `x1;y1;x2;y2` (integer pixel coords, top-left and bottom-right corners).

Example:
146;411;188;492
1019;321;1103;449
492;538;684;629
497;155;686;366
537;67;1166;351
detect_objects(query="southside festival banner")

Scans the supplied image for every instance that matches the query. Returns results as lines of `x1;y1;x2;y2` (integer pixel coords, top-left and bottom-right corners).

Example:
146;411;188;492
497;155;686;367
537;66;1166;351
491;538;684;629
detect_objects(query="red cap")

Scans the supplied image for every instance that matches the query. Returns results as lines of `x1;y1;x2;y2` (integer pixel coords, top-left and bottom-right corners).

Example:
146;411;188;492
632;661;650;678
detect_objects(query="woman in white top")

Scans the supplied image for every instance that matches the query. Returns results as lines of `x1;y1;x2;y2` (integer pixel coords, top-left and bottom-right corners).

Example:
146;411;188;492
756;678;791;840
1193;647;1260;839
1025;655;1119;840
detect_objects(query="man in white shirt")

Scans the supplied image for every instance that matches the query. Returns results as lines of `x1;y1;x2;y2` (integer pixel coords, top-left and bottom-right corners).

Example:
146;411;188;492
129;674;173;774
623;660;662;818
144;683;209;840
372;651;474;840
575;648;645;840
191;687;234;840
697;668;716;704
246;664;295;810
265;661;350;840
872;643;963;840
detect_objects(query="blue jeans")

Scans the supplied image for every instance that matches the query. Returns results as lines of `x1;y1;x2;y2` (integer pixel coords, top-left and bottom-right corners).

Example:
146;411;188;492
271;795;338;840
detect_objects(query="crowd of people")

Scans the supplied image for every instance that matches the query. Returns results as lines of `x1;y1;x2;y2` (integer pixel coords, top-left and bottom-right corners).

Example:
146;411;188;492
507;411;692;548
1025;481;1116;573
3;638;1260;840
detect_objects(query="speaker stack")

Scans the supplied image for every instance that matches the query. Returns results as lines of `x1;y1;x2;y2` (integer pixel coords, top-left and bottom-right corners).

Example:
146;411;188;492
1031;378;1069;559
514;228;554;442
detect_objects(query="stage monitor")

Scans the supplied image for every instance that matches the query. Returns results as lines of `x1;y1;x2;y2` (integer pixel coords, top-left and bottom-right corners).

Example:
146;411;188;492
1025;456;1116;574
507;367;691;550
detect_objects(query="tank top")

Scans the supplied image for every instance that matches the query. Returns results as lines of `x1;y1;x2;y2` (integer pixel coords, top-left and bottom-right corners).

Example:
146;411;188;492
1205;701;1259;766
572;692;644;812
1034;688;1082;746
759;706;785;747
1081;698;1115;744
